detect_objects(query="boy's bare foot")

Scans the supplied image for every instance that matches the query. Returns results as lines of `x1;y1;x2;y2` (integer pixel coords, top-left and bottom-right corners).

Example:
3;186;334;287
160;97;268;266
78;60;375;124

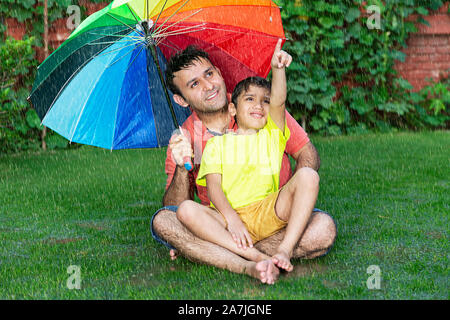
249;260;279;284
272;250;293;272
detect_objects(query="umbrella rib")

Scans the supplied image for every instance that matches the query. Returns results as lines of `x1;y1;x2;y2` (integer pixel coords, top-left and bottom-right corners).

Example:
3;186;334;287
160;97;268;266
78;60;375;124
89;32;142;39
157;39;181;52
106;12;144;38
150;0;169;34
202;26;284;40
89;35;144;43
154;30;205;47
89;36;143;43
95;40;145;60
155;28;206;47
31;28;133;98
40;34;138;124
151;0;192;35
124;43;146;75
88;39;142;46
89;39;142;50
155;27;205;39
145;0;148;20
153;23;206;39
70;42;141;144
153;8;203;39
105;42;145;69
126;3;140;24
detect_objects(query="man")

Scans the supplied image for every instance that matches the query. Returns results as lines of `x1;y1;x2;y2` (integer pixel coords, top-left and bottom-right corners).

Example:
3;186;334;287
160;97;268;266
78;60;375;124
151;46;337;281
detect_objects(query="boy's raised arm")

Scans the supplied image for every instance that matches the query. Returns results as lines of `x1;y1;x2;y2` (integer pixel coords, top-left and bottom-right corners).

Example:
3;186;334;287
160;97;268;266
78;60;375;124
270;38;292;132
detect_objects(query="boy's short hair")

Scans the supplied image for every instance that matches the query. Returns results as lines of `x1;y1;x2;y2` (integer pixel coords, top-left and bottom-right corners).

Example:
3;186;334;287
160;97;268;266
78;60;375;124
231;76;271;107
165;46;211;97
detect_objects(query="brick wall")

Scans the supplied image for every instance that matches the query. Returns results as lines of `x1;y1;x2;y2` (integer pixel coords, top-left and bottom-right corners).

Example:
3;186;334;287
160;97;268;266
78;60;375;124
4;0;108;62
3;1;449;91
394;2;450;91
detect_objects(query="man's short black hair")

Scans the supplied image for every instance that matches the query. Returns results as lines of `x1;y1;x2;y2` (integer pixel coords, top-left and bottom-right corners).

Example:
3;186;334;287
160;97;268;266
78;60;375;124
165;46;211;97
231;76;271;107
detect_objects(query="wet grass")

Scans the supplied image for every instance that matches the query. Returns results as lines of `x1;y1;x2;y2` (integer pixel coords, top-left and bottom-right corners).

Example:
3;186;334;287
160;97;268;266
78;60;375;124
0;131;448;299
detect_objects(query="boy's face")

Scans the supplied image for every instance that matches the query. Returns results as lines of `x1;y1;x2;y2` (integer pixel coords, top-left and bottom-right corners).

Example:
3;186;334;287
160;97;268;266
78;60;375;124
172;58;228;114
230;85;270;132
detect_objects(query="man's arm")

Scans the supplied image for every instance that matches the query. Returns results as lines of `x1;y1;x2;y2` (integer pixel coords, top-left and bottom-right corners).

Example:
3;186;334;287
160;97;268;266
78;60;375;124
292;141;321;172
283;111;320;174
163;165;193;206
162;133;194;206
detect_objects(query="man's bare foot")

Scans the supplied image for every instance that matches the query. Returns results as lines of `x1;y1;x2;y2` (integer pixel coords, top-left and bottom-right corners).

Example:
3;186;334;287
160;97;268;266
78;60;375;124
249;259;279;284
169;249;178;261
272;251;293;272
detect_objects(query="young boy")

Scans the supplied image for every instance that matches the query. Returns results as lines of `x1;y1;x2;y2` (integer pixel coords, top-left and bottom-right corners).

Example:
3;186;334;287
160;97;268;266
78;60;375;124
176;40;320;284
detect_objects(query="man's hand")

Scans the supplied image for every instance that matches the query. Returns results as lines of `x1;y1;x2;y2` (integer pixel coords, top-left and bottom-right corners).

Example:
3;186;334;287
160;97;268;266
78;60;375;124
226;213;253;250
168;129;193;168
271;38;292;70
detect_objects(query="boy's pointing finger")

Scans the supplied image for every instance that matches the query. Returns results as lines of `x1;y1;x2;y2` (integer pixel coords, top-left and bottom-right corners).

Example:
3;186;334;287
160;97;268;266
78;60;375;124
275;38;282;52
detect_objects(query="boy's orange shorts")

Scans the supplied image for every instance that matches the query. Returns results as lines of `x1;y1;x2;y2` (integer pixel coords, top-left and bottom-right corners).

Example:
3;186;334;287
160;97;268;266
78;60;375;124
216;190;287;243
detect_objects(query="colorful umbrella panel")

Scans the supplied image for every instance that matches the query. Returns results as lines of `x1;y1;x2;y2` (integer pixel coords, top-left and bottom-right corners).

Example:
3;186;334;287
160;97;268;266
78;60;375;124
28;0;284;150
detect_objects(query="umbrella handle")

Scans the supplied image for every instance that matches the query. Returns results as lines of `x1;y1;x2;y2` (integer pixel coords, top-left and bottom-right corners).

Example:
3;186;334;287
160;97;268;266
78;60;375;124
183;157;193;171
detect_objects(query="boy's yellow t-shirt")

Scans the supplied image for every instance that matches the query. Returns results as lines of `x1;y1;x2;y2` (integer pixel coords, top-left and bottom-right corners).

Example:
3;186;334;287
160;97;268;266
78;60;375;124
196;115;290;209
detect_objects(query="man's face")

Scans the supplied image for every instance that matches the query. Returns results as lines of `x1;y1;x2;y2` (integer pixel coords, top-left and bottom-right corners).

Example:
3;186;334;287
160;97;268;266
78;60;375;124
231;84;270;132
172;58;228;114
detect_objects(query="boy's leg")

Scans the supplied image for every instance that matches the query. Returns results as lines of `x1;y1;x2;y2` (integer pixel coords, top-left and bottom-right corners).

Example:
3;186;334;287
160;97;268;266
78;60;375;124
255;210;336;259
272;167;320;271
176;200;279;284
153;209;278;282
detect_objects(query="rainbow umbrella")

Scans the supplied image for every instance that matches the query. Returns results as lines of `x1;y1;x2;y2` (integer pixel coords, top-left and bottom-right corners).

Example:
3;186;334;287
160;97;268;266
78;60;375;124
28;0;285;149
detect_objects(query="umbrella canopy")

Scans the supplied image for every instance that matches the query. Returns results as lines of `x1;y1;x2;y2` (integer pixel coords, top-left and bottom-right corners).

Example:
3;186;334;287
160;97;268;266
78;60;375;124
28;0;285;150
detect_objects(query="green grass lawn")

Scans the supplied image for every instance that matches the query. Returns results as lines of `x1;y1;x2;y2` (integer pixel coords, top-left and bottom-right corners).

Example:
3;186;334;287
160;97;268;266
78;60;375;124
0;131;448;299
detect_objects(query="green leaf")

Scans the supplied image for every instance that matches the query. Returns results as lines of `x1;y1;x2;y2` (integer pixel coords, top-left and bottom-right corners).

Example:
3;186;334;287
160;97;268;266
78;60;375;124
404;21;418;33
378;102;412;115
14;122;29;135
409;92;425;104
348;22;361;39
310;117;325;130
319;110;330;122
25;109;42;129
390;50;406;62
329;38;345;49
359;33;374;45
46;134;69;150
318;17;335;28
394;78;413;90
326;125;342;136
345;7;361;23
416;7;429;15
347;123;368;135
21;0;36;10
429;99;446;115
417;17;430;27
350;101;372;115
